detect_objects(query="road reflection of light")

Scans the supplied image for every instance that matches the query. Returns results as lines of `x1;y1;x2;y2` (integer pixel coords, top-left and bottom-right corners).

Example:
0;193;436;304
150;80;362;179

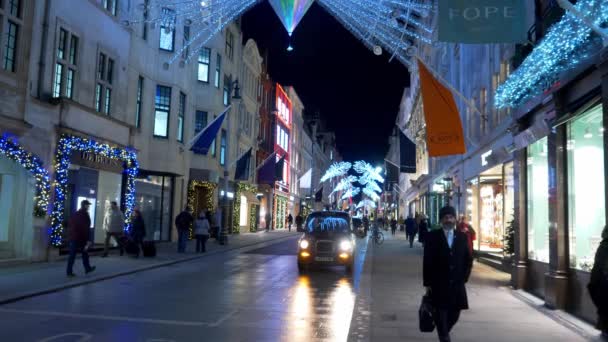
330;278;355;341
287;276;313;340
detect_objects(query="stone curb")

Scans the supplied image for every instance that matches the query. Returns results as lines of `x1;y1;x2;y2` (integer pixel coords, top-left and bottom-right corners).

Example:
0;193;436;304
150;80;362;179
0;233;298;306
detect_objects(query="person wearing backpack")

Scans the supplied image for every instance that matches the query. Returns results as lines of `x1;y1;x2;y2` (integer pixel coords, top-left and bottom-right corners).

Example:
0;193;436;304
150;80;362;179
195;211;211;253
589;225;608;340
175;207;194;253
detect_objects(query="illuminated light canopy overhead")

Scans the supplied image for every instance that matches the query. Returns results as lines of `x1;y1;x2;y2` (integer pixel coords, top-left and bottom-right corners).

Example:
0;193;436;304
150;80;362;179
125;0;432;68
354;160;384;185
330;176;358;195
341;187;360;200
356;198;376;209
495;0;608;108
268;0;315;36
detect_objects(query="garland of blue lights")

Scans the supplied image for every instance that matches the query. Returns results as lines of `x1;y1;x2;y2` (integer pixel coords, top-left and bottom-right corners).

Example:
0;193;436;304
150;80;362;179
495;0;608;108
0;134;51;217
50;134;139;247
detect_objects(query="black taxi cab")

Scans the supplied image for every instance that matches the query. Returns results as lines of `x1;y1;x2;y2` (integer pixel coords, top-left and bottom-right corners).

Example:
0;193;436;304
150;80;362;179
297;211;356;273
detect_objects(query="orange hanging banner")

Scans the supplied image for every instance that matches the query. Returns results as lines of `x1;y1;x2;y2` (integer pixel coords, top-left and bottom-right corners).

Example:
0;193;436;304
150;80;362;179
417;59;466;157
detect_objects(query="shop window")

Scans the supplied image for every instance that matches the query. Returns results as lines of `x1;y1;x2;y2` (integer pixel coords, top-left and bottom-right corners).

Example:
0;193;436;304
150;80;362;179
195;110;207;133
240;195;248;226
1;0;21;73
182;25;190;58
211;114;217;157
527;137;550;263
225;30;234;60
102;0;117;16
95;52;114;114
135;175;173;241
568;105;606;271
142;0;149;40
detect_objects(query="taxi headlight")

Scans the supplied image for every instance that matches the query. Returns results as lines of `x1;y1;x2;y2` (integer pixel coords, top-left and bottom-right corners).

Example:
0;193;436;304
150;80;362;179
299;240;309;249
339;240;352;251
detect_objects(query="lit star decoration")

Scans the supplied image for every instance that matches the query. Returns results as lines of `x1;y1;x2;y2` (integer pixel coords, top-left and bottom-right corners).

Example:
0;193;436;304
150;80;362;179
50;135;139;246
126;1;432;69
268;0;314;36
0;134;51;217
495;0;608;108
320;161;352;183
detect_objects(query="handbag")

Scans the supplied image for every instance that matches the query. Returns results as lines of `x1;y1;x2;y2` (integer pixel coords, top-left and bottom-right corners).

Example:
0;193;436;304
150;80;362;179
419;294;436;333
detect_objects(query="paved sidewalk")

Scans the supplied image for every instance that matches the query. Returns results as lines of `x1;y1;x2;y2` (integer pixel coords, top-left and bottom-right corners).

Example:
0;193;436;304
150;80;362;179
0;231;298;305
349;231;600;342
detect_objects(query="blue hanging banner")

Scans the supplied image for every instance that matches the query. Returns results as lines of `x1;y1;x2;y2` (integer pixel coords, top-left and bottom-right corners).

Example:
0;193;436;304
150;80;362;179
189;106;230;155
438;0;529;43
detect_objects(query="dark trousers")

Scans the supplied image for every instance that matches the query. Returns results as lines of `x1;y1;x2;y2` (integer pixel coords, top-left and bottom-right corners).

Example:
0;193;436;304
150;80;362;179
196;234;209;253
66;241;92;275
391;228;396;235
434;309;461;342
103;232;124;256
408;233;416;247
177;230;189;253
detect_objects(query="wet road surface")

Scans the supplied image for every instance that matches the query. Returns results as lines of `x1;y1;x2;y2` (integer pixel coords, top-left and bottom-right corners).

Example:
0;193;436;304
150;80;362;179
0;236;369;342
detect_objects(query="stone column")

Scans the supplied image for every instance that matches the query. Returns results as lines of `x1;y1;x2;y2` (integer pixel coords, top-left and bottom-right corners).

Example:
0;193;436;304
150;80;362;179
512;148;528;289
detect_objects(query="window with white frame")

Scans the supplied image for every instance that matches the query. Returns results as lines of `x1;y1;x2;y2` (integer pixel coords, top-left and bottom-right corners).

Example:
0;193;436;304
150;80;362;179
177;92;186;142
95;52;114;114
154;85;171;138
220;129;227;165
1;0;21;73
102;0;117;16
53;27;78;99
135;76;144;128
225;30;234;60
159;8;176;51
198;47;210;82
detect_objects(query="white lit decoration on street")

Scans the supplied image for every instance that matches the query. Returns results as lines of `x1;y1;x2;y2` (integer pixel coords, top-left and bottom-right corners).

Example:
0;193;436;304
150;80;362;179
354;160;384;185
124;1;431;68
341;187;360;200
495;0;608;108
330;176;358;195
356;198;376;209
320;161;352;183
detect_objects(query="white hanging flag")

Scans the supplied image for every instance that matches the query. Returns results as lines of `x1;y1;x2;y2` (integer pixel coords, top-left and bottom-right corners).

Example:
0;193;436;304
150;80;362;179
299;168;312;189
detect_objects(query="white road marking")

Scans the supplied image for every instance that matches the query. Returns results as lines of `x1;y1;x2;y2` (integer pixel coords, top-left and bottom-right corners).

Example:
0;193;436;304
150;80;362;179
208;309;238;327
37;332;92;342
0;308;209;327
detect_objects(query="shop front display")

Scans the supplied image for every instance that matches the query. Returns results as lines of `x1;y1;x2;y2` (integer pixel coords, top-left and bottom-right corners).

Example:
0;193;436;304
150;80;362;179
567;104;605;271
274;194;288;229
527;137;550;263
135;173;174;241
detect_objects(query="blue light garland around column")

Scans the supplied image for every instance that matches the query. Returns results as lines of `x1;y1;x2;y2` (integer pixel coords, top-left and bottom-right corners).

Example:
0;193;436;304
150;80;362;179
0;134;51;218
50;134;139;247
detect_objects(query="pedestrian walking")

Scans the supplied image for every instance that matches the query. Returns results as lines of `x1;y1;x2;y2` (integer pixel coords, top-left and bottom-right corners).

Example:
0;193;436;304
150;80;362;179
287;214;293;232
130;209;146;256
66;200;96;277
175;207;194;253
194;211;210;253
296;213;304;231
423;206;473;342
457;215;476;257
390;218;397;236
589;225;608;340
101;201;125;257
405;214;418;248
265;212;272;232
418;215;429;245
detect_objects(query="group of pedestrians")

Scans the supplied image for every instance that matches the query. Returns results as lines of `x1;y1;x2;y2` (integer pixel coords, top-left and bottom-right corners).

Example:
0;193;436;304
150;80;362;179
65;200;148;277
175;207;222;253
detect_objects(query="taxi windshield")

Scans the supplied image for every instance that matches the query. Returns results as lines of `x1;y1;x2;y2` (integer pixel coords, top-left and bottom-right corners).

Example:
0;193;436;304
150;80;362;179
306;215;351;233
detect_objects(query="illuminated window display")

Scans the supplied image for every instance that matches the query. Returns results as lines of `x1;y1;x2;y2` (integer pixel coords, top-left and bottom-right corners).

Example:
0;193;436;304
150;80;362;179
527;137;550;263
567;105;605;271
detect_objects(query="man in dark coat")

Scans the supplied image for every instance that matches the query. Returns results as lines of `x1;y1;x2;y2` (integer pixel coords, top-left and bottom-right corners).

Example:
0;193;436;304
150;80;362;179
287;214;293;232
295;213;304;232
405;214;418;248
589;225;608;339
66;200;96;277
175;207;194;253
423;206;473;342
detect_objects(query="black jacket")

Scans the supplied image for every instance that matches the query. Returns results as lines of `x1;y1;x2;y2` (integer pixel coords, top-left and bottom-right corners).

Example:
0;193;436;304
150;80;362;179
175;211;194;232
131;216;146;240
405;218;418;235
423;229;473;310
589;240;608;316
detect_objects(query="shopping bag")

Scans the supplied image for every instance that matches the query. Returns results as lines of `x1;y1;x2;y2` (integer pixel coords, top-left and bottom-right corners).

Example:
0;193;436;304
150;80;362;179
419;294;435;332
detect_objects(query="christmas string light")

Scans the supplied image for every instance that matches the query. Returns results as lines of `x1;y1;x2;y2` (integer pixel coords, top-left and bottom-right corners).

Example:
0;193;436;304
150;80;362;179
233;182;257;234
495;0;608;108
362;187;380;201
187;180;217;238
0;135;51;218
330;176;358;195
50;135;139;247
354;160;384;185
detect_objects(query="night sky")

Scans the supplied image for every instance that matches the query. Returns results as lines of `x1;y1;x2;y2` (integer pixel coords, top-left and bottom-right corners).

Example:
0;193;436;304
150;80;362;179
241;2;410;164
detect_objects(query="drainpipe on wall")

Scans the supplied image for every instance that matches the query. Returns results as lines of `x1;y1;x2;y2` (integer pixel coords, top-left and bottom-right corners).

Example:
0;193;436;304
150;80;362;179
37;0;51;100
